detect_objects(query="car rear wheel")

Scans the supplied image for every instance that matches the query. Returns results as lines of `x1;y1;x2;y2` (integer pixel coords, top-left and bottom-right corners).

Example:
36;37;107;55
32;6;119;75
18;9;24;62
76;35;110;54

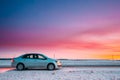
47;64;55;70
16;63;25;70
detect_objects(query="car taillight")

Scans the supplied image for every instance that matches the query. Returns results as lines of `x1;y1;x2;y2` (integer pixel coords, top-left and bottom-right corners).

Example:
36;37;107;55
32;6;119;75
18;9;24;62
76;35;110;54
11;58;14;62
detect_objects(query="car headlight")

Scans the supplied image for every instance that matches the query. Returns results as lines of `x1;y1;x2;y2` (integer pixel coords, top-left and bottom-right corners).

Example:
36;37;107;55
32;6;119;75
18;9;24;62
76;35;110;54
56;61;61;65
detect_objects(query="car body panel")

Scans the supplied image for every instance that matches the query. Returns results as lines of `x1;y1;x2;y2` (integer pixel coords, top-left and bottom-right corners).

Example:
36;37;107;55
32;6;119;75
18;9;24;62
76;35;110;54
12;53;62;70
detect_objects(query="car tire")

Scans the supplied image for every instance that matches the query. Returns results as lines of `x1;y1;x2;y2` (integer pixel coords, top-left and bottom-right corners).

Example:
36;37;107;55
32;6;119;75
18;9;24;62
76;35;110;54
47;63;55;70
16;63;25;70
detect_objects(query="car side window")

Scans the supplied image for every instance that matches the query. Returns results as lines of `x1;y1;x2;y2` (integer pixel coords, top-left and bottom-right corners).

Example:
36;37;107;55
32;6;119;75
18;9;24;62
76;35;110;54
29;55;33;59
26;55;30;58
33;54;38;59
22;54;33;59
38;55;45;59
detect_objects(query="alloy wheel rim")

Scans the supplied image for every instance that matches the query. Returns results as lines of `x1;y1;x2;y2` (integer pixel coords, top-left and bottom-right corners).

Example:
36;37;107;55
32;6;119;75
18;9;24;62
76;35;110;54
49;64;54;70
18;64;23;70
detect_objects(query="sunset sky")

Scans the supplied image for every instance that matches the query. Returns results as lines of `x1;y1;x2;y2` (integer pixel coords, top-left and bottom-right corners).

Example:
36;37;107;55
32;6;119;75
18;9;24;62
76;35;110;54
0;0;120;59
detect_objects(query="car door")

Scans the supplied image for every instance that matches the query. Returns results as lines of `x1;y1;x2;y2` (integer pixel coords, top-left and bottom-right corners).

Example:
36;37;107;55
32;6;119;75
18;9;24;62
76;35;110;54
35;54;48;68
23;54;37;67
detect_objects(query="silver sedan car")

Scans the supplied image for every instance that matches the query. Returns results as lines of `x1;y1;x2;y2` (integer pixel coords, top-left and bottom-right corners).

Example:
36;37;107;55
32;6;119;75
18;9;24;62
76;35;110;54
12;53;62;70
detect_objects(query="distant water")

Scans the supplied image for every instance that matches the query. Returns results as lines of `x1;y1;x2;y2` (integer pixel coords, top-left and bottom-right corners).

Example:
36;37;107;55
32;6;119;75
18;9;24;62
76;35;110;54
0;60;11;67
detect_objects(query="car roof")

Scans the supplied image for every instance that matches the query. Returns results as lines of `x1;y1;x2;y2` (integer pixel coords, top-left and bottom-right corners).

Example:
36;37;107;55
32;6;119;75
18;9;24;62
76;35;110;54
24;53;43;55
19;53;47;58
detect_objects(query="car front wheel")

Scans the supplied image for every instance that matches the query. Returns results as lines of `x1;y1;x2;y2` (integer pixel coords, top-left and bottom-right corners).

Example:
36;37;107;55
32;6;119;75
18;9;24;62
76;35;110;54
47;64;55;70
16;63;25;70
